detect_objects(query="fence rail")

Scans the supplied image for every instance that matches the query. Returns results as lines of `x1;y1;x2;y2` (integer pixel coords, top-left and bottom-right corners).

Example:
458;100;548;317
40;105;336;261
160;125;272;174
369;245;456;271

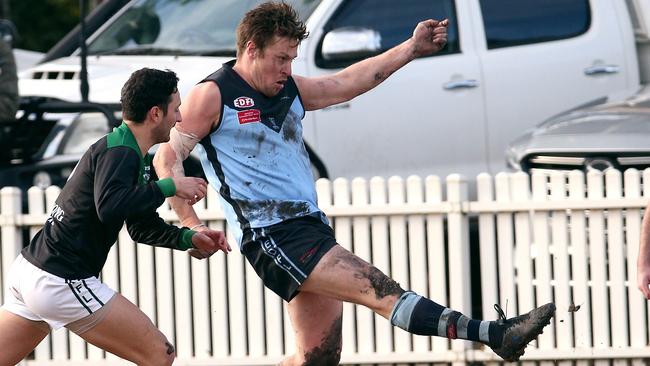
1;169;649;365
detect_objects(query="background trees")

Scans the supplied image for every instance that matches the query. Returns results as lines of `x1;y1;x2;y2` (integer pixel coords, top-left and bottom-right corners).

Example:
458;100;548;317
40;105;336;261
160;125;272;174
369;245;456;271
1;0;102;52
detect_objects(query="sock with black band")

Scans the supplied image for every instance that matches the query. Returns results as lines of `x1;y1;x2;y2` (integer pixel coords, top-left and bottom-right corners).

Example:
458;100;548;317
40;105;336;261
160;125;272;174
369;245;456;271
390;291;503;345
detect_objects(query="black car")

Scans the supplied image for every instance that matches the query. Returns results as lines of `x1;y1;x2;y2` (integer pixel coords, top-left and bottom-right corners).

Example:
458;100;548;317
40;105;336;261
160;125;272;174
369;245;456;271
0;98;204;193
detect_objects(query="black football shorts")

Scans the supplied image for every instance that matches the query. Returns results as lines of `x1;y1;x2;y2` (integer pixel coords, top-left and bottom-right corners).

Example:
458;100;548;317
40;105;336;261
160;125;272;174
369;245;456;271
241;215;337;301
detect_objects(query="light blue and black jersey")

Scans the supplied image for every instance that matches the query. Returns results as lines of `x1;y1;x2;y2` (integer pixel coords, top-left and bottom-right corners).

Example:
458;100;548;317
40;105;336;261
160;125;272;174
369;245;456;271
198;60;327;247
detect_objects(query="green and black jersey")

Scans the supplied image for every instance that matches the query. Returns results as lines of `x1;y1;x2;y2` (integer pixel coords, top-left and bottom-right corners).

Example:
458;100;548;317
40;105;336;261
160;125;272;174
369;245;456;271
22;122;195;279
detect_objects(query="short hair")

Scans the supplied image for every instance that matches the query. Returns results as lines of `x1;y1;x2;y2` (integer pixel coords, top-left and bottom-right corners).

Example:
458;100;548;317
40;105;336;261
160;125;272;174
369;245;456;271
236;1;308;56
120;68;178;123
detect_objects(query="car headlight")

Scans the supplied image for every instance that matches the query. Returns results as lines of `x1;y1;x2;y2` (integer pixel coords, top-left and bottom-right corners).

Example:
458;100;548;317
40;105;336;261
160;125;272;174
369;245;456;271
60;167;73;180
505;147;522;171
62;112;112;155
33;171;52;189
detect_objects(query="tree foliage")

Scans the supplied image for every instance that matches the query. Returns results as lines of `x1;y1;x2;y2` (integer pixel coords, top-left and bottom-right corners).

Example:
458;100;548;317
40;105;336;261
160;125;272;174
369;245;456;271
9;0;89;52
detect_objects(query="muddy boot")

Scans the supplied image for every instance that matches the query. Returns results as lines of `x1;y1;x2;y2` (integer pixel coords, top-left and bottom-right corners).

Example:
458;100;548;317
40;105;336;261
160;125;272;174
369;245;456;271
488;302;556;361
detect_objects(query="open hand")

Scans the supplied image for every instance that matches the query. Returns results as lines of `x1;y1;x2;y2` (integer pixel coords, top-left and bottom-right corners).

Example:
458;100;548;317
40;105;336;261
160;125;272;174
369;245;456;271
411;19;448;58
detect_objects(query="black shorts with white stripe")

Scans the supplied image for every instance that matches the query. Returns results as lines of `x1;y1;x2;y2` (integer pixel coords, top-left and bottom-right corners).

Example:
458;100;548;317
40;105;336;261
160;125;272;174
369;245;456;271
242;215;337;301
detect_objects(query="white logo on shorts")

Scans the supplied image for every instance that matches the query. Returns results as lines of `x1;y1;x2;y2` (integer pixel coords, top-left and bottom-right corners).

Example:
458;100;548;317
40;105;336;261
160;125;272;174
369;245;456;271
71;281;94;303
261;238;293;273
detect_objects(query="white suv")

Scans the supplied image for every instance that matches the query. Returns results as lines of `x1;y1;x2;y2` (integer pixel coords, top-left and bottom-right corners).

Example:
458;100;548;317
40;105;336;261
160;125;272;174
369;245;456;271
19;0;642;185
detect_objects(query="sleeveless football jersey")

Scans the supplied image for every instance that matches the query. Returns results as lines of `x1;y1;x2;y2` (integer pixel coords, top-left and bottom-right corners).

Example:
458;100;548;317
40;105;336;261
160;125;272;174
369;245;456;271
198;61;326;246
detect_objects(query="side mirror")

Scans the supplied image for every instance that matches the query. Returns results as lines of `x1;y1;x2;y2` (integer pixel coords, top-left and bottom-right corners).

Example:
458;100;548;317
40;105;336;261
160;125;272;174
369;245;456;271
321;27;381;62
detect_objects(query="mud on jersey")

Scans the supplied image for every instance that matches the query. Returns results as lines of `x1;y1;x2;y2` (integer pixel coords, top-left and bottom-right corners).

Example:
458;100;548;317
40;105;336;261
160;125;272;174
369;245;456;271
198;61;327;247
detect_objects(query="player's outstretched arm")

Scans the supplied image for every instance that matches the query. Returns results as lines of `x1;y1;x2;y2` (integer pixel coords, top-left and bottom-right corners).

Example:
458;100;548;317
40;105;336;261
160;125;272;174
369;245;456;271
295;19;448;111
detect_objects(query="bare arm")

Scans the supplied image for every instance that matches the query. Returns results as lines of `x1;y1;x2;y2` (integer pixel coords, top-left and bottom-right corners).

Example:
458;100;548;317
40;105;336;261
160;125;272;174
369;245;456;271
153;82;222;228
296;19;448;111
638;201;650;299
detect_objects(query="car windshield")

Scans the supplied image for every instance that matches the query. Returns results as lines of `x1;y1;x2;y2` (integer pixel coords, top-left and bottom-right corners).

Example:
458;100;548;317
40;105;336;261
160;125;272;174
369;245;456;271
87;0;322;56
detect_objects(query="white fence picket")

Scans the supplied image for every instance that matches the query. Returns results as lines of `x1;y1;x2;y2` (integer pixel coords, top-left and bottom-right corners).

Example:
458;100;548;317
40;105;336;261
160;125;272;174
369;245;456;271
154;247;174;356
494;173;516;311
192;250;212;359
283;301;295;357
406;175;430;353
0;187;21;305
111;226;137;360
512;173;534;316
476;174;498;366
567;171;591;352
209;243;230;358
136;244;156;325
586;170;611;366
388;176;412;354
351;177;375;355
531;173;555;351
265;287;284;358
245;256;266;358
205;196;230;358
623;169;646;366
226;244;247;358
425;175;448;354
511;173;536;366
549;172;573;352
445;174;470;366
172;246;193;358
369;177;393;356
605;170;629;361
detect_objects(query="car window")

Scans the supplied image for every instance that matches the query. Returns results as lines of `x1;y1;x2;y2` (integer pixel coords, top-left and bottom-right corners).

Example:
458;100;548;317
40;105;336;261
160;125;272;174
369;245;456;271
479;0;590;49
316;0;459;69
87;0;322;56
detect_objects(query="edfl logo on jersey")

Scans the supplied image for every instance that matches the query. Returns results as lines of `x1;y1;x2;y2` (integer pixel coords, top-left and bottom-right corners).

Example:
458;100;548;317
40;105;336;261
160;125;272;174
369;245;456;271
234;96;254;109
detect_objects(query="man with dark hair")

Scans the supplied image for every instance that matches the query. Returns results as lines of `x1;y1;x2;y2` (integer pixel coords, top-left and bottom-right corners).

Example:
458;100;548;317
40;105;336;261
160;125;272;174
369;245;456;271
155;2;555;365
0;67;231;366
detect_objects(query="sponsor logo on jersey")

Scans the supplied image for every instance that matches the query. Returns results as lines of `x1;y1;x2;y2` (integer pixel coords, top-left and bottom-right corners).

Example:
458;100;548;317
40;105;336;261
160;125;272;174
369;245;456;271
237;109;261;124
143;165;151;182
47;204;65;224
234;96;255;109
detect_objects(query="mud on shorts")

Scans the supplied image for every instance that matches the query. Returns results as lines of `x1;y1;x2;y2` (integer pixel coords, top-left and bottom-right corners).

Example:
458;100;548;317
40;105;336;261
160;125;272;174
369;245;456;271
2;254;117;334
242;215;337;301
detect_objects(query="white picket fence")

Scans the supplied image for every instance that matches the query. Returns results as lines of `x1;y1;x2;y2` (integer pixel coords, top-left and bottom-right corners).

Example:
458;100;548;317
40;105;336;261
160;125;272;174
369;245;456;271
1;169;649;365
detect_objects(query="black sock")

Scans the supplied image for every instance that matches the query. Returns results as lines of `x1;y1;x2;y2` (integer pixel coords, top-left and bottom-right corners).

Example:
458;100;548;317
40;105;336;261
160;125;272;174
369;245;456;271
390;291;498;344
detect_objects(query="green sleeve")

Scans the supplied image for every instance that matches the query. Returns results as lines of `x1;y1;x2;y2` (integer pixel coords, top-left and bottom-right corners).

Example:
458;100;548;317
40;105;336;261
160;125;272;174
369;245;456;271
156;178;176;197
178;228;196;250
